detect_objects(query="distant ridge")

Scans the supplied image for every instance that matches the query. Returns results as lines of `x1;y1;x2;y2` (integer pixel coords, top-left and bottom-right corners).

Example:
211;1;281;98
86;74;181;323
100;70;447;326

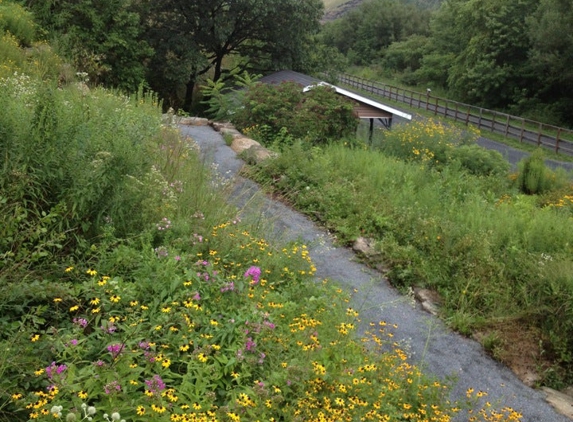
322;0;442;22
322;0;364;22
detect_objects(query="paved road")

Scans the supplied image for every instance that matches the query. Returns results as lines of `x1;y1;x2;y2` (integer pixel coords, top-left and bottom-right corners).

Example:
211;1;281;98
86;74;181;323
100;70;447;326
180;123;570;422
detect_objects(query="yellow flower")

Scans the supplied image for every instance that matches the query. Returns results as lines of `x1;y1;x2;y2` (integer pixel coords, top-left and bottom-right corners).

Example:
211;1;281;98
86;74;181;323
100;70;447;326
78;391;88;399
136;406;145;416
151;404;166;414
129;300;138;306
69;305;79;312
86;269;97;276
30;334;40;342
162;359;171;368
179;344;190;352
65;266;74;273
109;295;121;303
90;298;100;305
34;369;44;376
11;393;22;400
91;307;100;314
53;298;62;303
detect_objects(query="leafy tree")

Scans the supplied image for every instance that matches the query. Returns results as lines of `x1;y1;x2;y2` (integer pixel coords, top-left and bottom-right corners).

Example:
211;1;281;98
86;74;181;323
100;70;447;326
142;0;324;110
24;0;153;91
526;0;573;125
321;0;431;65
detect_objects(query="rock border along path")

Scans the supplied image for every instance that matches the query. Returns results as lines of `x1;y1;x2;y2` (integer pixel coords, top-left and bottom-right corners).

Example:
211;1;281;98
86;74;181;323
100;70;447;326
179;121;571;422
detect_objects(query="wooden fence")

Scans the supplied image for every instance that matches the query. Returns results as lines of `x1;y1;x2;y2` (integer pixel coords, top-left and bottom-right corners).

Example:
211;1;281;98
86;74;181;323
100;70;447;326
338;73;573;156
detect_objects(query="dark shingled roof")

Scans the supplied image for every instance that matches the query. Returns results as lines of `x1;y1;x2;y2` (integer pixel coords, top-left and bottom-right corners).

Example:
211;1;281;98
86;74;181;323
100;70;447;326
259;70;320;87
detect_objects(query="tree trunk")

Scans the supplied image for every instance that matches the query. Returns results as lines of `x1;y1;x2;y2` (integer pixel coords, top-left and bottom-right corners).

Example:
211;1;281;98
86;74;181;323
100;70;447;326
183;74;196;112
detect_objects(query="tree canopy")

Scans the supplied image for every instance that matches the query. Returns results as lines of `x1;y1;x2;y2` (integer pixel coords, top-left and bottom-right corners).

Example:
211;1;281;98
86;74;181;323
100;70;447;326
141;0;324;109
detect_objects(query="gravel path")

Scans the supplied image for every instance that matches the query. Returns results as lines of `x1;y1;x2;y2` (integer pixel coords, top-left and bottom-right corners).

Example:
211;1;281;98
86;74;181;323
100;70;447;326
180;124;570;422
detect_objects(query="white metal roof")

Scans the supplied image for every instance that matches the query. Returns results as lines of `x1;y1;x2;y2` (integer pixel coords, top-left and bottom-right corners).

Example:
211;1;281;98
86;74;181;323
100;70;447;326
303;81;412;121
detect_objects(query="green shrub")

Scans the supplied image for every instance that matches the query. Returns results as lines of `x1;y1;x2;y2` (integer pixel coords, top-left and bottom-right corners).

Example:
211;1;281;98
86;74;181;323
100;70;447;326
233;81;359;146
449;144;510;176
516;149;558;195
0;2;36;47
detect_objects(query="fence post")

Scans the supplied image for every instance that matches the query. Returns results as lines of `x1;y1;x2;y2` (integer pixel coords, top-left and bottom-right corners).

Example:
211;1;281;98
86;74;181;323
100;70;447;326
465;106;471;125
537;122;542;146
491;111;496;131
434;97;438;116
519;118;525;143
444;100;448;117
555;128;562;154
478;108;483;129
455;102;459;122
504;114;510;137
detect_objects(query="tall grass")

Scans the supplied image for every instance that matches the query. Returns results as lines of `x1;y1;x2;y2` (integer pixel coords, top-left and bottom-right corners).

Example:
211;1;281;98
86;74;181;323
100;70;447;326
247;125;573;384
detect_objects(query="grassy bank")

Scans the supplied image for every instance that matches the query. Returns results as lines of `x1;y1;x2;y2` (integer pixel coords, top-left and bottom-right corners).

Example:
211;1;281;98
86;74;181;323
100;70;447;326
0;8;524;422
244;119;573;387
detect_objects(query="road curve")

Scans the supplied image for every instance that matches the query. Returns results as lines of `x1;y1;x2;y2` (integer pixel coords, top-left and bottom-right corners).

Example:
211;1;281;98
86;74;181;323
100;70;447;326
180;123;570;422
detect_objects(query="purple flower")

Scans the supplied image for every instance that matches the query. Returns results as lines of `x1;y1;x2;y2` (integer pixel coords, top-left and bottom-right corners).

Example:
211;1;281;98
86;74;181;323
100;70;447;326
244;266;261;284
145;375;166;394
220;282;235;293
174;255;181;261
73;318;88;328
245;337;256;352
69;339;78;346
104;380;121;395
107;343;124;359
45;362;67;380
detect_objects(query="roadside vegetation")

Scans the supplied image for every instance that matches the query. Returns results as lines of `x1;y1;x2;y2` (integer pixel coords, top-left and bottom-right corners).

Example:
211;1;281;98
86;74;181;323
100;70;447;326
0;3;524;422
218;79;573;389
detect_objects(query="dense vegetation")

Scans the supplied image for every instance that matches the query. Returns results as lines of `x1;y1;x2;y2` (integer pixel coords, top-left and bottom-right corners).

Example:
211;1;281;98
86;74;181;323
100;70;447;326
320;0;573;127
209;78;573;388
0;2;526;421
21;0;328;111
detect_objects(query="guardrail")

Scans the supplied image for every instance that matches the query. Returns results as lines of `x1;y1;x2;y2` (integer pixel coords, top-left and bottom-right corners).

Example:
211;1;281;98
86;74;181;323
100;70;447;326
338;73;573;156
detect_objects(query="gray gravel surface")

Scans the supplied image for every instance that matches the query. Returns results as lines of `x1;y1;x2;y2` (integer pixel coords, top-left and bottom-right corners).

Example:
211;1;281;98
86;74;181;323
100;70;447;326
180;124;571;422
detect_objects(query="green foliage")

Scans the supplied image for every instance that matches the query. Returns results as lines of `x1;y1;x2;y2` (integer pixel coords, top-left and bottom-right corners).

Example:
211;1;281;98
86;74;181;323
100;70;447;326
200;70;261;121
247;131;573;385
449;144;510;177
26;0;152;91
0;1;36;47
377;119;506;177
321;0;431;66
516;149;559;195
142;0;324;110
233;81;359;146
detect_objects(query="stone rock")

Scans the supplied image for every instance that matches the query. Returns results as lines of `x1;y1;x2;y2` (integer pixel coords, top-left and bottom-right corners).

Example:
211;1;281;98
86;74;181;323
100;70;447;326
219;127;243;138
241;145;277;165
352;237;378;257
413;288;442;316
179;117;209;126
542;387;573;419
231;137;261;155
211;121;234;131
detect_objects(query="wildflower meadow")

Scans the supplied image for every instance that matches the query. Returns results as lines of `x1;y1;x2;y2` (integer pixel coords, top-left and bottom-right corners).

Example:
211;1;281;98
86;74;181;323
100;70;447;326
1;4;526;421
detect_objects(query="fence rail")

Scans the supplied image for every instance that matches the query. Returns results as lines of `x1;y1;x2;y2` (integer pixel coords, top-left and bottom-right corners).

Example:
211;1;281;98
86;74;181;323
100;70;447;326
338;73;573;156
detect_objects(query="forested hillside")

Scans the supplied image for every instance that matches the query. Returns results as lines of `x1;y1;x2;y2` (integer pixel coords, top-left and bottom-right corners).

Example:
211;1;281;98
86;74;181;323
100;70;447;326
321;0;573;128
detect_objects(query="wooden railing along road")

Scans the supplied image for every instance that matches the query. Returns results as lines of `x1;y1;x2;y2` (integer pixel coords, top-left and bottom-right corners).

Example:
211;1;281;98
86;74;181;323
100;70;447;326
338;73;573;156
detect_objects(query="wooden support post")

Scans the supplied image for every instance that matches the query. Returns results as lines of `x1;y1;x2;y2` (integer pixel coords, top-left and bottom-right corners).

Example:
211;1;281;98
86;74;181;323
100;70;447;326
504;114;510;136
555;128;562;154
